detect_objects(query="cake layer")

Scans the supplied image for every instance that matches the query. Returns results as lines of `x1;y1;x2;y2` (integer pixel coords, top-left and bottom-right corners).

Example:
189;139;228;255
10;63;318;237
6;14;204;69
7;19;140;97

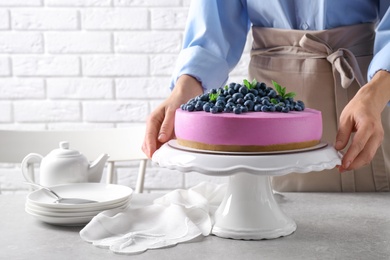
174;108;322;152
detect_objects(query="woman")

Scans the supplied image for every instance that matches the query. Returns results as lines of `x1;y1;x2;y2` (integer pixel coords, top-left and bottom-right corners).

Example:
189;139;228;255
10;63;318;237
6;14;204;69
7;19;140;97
143;0;390;192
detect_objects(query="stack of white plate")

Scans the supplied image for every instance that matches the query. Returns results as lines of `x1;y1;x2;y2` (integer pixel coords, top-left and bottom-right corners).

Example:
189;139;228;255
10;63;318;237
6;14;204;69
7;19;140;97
25;183;133;226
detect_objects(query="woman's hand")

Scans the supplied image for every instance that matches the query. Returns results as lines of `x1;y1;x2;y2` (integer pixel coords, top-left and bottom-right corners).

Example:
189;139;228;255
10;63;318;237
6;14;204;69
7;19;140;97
142;75;203;158
335;70;390;172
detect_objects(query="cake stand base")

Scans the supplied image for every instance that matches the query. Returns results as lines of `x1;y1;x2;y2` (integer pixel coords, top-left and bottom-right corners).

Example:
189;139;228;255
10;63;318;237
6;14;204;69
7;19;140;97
153;141;341;240
212;173;296;240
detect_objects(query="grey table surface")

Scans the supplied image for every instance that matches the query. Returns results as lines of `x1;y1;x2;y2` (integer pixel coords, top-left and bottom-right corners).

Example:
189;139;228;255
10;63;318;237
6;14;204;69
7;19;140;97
1;192;390;260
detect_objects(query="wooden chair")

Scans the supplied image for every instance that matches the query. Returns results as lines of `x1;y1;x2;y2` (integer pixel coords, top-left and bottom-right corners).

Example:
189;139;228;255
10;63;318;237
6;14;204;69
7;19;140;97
0;125;148;193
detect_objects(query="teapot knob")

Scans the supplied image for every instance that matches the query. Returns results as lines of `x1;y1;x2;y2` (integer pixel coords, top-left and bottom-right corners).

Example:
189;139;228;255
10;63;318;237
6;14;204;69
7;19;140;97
60;141;69;149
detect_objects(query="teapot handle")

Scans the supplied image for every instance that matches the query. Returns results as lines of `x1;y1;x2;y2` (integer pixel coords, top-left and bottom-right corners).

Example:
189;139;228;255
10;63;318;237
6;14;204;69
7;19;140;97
21;153;43;184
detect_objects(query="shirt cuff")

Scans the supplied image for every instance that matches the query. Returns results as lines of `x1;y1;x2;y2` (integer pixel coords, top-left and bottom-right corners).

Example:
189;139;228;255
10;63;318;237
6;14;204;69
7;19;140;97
368;41;390;81
169;46;230;92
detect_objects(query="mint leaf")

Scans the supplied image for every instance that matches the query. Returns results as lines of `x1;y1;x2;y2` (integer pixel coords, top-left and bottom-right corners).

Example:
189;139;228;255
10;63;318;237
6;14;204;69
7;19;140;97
243;79;251;89
209;90;220;102
284;92;296;98
281;87;286;97
209;93;217;101
251;79;258;89
272;80;296;100
272;80;282;94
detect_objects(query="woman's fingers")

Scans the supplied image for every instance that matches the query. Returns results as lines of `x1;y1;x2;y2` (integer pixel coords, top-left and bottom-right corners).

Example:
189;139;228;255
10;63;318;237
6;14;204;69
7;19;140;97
338;118;383;171
335;117;353;151
142;112;163;158
158;108;176;143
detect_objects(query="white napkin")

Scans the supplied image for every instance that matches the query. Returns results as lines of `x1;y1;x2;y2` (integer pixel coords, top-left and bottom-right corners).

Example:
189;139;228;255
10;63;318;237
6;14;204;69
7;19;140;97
80;182;227;254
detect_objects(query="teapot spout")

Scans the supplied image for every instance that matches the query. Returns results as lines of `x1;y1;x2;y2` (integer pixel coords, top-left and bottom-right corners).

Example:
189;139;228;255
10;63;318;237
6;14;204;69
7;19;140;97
88;154;110;182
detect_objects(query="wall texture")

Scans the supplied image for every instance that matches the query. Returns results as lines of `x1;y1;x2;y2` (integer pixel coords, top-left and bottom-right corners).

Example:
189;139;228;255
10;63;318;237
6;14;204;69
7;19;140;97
0;0;250;194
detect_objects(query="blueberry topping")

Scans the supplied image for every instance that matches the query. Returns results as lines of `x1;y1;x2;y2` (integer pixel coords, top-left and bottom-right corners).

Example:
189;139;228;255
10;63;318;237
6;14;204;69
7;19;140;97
180;79;305;114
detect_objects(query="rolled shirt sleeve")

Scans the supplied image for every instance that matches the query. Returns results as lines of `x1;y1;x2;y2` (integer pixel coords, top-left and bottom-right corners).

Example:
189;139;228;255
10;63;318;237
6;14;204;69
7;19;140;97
368;2;390;80
170;0;250;92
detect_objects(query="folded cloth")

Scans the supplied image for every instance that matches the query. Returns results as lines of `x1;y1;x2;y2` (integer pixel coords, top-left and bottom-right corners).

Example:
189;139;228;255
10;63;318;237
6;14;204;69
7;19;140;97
80;182;227;254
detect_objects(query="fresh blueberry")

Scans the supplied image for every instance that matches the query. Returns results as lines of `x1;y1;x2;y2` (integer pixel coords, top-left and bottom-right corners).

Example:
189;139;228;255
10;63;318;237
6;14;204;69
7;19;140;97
227;101;235;107
249;89;259;96
261;99;271;106
211;106;219;114
224;106;232;113
256;82;267;90
254;96;262;104
297;100;305;110
294;105;303;111
186;104;195;112
217;95;226;101
257;89;265;96
244;93;255;101
268;89;277;98
254;104;262;112
228;88;236;95
239;86;249;95
215;100;226;107
236;98;244;105
200;94;209;101
232;93;244;101
203;103;211;112
244;100;254;111
195;101;203;111
233;107;242;114
275;105;283;112
234;84;241;91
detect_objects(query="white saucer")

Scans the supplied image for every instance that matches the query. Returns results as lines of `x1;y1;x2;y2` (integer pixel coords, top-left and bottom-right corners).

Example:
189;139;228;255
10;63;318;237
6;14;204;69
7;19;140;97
25;207;96;226
27;183;133;209
25;199;129;217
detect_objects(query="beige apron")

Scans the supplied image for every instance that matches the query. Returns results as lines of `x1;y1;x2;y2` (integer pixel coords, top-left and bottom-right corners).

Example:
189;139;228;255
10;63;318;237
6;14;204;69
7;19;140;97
249;23;390;192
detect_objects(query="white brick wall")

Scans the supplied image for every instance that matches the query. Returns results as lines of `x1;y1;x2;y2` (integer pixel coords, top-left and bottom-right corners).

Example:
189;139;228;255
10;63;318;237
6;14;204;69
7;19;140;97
0;0;250;194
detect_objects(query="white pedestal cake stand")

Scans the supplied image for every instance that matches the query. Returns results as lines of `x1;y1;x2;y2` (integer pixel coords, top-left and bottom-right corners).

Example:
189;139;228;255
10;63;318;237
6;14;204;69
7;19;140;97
152;140;342;240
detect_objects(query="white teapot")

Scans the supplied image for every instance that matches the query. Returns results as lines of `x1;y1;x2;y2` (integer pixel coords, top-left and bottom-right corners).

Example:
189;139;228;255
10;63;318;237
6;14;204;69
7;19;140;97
21;141;109;186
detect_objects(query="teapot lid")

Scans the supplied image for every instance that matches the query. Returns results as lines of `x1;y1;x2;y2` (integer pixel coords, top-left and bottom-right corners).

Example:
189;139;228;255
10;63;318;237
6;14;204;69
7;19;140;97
49;141;82;157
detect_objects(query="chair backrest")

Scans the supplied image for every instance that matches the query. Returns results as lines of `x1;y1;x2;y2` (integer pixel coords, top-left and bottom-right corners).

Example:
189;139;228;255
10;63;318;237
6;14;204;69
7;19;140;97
0;125;148;193
0;125;147;163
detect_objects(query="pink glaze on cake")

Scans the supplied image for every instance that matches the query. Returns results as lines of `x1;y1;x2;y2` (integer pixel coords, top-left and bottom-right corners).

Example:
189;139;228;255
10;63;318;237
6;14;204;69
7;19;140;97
174;108;322;152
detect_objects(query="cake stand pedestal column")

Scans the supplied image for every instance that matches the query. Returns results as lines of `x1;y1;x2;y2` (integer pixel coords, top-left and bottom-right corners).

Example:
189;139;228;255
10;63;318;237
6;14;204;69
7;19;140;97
212;173;296;239
152;140;341;240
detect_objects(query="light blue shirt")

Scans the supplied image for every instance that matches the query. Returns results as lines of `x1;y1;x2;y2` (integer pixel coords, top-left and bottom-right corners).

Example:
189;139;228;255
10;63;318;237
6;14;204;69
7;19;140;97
170;0;390;92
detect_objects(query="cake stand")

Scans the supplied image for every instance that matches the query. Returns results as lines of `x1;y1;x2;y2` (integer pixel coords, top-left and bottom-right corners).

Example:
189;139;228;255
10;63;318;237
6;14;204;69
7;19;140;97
152;140;342;240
